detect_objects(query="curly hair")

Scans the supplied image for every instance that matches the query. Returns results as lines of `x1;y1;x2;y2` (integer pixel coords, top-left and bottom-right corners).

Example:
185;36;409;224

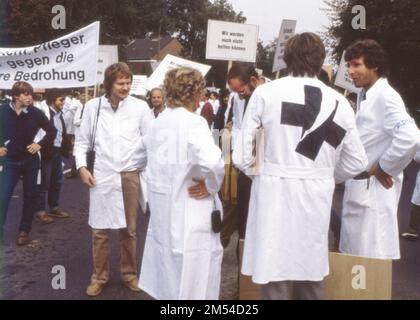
344;40;389;77
163;67;206;108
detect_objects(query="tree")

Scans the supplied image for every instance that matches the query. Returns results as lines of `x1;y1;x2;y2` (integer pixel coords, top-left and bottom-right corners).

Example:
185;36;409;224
324;0;420;115
256;39;277;79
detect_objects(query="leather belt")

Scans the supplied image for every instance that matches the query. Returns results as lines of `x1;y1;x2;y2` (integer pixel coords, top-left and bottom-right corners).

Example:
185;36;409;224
353;171;370;180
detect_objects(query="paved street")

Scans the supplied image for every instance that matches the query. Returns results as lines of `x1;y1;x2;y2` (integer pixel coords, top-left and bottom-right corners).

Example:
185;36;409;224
0;161;418;300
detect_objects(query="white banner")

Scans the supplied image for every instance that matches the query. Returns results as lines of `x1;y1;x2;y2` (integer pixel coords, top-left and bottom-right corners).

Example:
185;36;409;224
334;51;361;94
145;54;211;91
206;20;259;63
272;19;297;72
130;75;148;96
0;21;100;89
97;45;119;84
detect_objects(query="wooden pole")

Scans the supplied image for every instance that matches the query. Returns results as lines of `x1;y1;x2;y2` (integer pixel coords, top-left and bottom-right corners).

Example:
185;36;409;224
275;70;280;79
226;60;233;89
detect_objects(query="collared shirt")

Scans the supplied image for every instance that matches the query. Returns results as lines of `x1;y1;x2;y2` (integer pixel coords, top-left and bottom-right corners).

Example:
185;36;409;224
0;101;57;161
49;106;64;147
151;105;169;119
74;94;153;173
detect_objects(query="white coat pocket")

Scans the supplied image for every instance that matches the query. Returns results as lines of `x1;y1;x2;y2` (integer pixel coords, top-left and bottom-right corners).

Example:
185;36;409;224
345;179;371;208
186;198;212;234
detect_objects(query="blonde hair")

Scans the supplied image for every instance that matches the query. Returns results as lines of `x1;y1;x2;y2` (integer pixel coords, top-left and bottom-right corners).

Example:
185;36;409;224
163;67;205;108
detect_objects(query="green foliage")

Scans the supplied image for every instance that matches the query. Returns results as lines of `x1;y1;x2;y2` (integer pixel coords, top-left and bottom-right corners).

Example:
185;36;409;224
256;40;277;79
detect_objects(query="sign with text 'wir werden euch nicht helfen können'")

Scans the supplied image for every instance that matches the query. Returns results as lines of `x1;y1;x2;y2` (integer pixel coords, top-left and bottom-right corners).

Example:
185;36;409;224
205;20;259;63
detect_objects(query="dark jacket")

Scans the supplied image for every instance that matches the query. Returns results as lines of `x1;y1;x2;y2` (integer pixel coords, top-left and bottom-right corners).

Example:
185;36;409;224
41;108;71;160
0;100;57;161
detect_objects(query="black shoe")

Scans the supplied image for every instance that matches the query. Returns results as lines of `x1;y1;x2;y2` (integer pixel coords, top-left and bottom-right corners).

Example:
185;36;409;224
400;231;419;241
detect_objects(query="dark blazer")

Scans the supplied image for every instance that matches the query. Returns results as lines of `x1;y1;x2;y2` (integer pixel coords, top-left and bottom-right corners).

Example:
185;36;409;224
41;108;71;160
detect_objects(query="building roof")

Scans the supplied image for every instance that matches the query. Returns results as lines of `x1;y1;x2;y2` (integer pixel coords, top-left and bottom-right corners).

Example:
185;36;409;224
127;37;175;60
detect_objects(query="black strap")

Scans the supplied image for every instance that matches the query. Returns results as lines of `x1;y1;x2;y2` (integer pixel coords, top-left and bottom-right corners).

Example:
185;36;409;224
59;112;66;143
242;96;250;120
80;104;85;119
353;171;370;180
227;96;234;123
90;97;102;151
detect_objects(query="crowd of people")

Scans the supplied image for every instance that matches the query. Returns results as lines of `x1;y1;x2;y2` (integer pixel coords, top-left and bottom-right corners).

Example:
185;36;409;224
0;33;419;300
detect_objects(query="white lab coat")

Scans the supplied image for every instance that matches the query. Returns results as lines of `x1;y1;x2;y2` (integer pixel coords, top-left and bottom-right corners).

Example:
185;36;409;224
234;76;368;284
63;97;81;135
139;107;225;300
229;92;245;151
150;106;170;119
33;100;50;143
73;102;86;138
74;95;152;229
340;78;420;260
411;151;420;205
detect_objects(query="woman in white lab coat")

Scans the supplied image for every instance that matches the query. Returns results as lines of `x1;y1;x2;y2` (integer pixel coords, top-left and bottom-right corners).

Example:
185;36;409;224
139;67;225;300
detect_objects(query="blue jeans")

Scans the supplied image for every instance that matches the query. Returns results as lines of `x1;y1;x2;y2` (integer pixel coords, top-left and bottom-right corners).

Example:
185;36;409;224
0;155;40;239
35;147;63;212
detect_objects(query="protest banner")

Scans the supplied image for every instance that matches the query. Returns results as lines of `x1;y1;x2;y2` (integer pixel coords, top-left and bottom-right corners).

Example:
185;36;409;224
145;54;211;91
97;45;119;84
0;22;100;89
334;51;362;94
130;75;148;96
272;19;297;73
206;20;259;63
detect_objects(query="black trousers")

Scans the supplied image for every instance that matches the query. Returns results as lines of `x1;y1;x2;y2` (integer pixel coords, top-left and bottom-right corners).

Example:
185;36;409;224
237;171;252;240
409;204;420;232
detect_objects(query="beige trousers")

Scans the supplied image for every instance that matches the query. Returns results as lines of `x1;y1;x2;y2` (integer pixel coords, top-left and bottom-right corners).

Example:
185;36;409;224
91;171;140;284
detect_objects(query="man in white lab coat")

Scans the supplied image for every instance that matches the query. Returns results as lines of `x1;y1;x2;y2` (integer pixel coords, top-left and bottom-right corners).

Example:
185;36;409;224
73;93;90;139
74;62;152;296
339;40;420;260
148;87;168;119
401;150;420;241
235;33;368;300
64;91;82;178
228;63;266;241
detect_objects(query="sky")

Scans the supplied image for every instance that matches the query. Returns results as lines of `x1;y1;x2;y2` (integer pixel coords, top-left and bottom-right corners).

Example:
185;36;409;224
227;0;331;44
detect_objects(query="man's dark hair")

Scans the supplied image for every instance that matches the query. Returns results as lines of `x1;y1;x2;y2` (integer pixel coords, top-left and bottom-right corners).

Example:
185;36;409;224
344;39;389;77
284;32;326;77
227;62;258;84
46;89;65;106
11;81;33;102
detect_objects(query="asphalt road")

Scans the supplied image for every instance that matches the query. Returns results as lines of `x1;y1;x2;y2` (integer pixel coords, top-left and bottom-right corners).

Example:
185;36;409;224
0;161;418;300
